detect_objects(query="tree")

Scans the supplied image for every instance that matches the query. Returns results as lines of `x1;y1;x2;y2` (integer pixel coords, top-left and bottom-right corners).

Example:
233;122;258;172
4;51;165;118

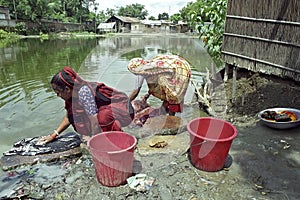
0;0;102;34
179;2;195;22
4;0;48;21
148;16;156;20
64;0;90;23
117;3;148;19
158;12;169;20
170;13;182;24
0;0;94;23
105;8;117;17
97;11;107;22
189;0;228;66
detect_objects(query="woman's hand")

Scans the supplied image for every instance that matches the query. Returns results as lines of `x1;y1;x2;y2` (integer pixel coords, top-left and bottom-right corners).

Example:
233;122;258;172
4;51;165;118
37;132;57;145
141;93;150;102
37;115;68;145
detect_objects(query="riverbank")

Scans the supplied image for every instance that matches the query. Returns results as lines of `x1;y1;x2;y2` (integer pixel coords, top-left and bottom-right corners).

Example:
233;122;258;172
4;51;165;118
1;71;300;200
17;32;198;39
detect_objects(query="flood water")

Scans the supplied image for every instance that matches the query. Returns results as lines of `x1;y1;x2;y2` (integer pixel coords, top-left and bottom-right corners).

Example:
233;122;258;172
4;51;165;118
0;35;214;163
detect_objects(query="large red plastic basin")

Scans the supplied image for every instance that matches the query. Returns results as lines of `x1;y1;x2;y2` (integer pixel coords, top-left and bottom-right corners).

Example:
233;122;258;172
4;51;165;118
88;131;137;187
187;117;238;172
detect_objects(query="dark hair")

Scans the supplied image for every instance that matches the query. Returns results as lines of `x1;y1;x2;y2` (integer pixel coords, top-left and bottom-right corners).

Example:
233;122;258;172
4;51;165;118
51;72;67;91
50;66;83;91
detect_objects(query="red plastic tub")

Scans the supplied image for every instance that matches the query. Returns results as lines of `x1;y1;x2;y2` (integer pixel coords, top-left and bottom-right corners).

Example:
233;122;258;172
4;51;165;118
88;131;137;187
187;117;238;172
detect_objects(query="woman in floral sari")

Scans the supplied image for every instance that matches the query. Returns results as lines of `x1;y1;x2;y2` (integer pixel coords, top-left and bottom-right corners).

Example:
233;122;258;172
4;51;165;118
128;54;191;116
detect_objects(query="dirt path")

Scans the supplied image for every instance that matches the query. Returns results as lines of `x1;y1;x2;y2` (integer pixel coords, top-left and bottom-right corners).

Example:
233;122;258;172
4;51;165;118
39;120;299;200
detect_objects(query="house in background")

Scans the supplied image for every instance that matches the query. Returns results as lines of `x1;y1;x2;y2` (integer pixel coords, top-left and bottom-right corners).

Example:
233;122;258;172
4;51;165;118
141;19;162;33
0;6;16;28
141;20;178;33
141;19;173;33
105;15;141;33
104;15;190;34
160;20;173;33
172;21;190;33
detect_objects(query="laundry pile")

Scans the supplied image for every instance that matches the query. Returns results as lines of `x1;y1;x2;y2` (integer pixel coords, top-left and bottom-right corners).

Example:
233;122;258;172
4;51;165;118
3;132;82;156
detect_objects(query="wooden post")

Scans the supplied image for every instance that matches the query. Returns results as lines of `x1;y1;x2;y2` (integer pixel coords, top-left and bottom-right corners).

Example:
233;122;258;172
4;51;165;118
232;66;237;102
224;63;230;82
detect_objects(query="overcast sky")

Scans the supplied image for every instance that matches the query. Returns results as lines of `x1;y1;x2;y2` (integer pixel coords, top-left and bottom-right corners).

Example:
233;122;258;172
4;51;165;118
95;0;195;18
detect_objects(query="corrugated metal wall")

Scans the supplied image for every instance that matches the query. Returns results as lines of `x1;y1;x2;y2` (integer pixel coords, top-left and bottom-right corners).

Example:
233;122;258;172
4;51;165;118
221;0;300;81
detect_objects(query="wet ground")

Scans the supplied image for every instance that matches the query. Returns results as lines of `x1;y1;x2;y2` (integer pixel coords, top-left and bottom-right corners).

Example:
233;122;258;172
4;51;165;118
1;70;300;200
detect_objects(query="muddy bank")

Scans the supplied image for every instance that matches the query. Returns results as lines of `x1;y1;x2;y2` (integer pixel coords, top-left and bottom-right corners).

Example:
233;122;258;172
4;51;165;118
1;71;300;200
223;69;300;117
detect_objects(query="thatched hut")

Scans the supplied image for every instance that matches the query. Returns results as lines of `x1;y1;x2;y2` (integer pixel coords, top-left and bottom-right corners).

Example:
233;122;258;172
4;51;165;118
221;0;300;81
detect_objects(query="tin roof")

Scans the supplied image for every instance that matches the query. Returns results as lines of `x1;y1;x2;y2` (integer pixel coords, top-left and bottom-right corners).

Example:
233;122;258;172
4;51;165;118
97;22;116;29
112;15;140;23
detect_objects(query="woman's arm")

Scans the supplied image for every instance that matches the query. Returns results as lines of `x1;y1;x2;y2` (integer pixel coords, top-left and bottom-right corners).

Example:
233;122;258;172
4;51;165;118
38;114;71;144
129;87;141;101
54;114;71;134
129;75;144;101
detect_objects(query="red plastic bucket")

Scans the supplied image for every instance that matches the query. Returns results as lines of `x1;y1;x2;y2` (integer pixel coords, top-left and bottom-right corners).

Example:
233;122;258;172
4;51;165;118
187;117;238;172
88;131;137;187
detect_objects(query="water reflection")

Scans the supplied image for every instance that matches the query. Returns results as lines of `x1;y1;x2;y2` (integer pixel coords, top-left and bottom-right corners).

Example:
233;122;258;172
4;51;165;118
0;35;213;159
87;36;212;71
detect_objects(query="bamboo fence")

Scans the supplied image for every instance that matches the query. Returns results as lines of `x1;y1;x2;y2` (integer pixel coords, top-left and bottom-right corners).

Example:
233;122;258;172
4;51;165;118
221;0;300;81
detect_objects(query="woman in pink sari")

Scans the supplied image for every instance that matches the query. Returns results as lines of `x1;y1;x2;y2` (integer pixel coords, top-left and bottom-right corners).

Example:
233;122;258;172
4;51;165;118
39;66;134;143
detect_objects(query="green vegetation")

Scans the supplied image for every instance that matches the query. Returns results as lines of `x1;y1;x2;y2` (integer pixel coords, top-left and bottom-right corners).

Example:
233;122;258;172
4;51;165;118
184;0;228;67
0;30;20;48
170;13;182;24
39;32;49;41
0;0;96;23
117;3;148;20
158;13;169;20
